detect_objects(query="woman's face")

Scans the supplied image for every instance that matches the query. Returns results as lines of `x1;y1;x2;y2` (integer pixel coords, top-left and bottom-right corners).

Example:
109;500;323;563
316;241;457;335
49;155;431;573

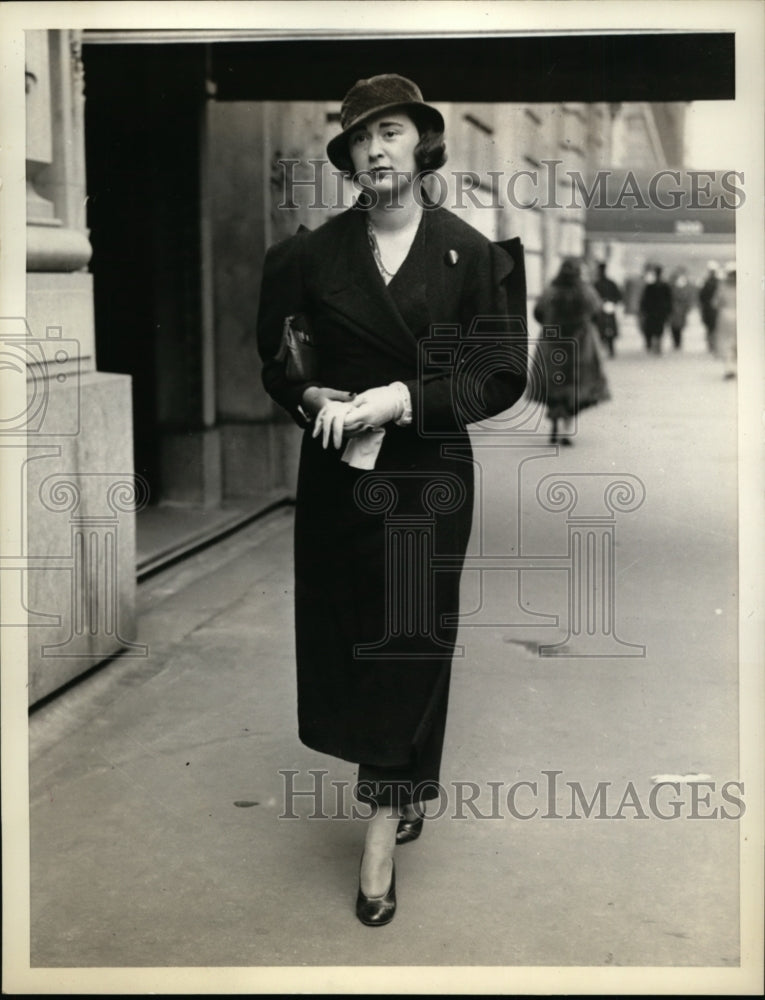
348;111;420;193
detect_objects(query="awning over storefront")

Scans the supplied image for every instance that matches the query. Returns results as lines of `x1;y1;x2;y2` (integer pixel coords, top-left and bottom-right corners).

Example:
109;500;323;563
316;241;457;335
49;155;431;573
81;32;734;103
585;168;738;242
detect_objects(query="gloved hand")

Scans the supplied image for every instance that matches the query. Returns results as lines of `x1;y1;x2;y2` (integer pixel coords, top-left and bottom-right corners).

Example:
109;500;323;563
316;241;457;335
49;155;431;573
312;399;356;450
301;385;355;419
343;384;407;434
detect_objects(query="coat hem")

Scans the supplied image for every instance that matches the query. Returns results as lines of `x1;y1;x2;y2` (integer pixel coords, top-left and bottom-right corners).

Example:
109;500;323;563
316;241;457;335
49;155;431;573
298;730;415;769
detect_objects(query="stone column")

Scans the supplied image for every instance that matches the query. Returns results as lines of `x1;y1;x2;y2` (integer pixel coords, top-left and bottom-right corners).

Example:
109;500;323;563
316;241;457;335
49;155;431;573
24;29;137;704
26;31;94;344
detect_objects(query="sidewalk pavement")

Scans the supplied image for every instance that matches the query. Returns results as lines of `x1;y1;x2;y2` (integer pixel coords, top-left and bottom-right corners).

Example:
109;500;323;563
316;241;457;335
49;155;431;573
28;314;742;972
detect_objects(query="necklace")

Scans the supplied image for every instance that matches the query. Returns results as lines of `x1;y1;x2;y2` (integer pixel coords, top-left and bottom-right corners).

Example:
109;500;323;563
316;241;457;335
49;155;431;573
365;219;395;282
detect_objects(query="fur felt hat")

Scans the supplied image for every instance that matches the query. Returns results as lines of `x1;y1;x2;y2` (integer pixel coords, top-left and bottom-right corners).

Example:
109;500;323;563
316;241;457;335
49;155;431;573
326;74;445;169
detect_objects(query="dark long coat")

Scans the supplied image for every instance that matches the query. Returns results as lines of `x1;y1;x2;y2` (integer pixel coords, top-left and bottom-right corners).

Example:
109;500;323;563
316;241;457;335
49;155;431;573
639;279;673;339
531;277;610;420
257;204;527;767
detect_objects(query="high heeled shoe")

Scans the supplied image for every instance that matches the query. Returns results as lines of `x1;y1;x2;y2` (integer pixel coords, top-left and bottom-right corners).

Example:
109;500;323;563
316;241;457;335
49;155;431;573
396;814;424;844
356;859;396;927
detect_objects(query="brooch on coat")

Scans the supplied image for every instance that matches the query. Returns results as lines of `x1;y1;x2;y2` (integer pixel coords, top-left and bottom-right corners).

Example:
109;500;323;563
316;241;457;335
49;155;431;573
445;249;459;267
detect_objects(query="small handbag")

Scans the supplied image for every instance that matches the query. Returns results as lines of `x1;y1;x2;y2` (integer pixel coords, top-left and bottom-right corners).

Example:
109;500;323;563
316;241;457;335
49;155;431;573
274;312;317;382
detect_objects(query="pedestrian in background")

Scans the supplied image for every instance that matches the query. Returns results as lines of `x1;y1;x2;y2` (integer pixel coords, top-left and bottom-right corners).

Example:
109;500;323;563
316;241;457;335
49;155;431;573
258;73;526;927
593;260;623;357
531;257;610;446
638;265;672;354
668;267;695;351
716;263;737;380
699;262;721;354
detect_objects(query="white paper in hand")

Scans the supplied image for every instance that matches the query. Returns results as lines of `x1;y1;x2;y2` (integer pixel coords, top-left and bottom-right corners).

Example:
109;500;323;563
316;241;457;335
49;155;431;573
341;429;386;470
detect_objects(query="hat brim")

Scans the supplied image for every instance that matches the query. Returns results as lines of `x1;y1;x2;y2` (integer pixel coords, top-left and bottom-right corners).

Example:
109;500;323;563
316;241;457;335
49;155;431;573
326;101;445;170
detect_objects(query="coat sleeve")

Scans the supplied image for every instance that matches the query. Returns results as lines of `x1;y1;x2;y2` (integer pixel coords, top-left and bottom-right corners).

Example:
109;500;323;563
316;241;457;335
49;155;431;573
533;290;549;325
256;231;322;428
402;239;528;432
585;284;603;318
662;284;674;317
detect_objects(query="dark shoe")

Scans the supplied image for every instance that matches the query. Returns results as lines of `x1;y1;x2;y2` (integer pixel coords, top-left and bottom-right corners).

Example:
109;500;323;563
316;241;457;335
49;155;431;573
396;815;424;845
549;431;558;445
356;860;396;927
559;436;573;447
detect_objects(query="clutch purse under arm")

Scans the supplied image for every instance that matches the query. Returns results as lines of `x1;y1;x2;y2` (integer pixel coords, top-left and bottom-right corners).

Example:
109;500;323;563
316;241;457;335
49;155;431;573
274;313;317;383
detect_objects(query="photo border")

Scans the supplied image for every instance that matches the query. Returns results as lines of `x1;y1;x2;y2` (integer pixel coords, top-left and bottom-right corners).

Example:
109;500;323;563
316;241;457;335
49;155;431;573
1;1;762;994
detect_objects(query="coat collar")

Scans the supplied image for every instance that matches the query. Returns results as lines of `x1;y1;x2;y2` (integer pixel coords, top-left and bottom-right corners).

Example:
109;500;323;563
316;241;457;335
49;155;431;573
321;205;430;365
318;205;516;362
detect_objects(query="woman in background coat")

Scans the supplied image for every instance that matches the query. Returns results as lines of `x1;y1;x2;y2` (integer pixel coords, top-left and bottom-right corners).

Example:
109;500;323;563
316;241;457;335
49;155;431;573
668;267;695;351
257;74;527;926
531;257;609;445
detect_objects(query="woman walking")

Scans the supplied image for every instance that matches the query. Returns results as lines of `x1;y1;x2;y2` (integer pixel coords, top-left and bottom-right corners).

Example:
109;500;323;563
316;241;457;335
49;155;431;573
639;265;673;354
257;74;527;925
593;261;622;358
531;258;609;445
668;267;694;350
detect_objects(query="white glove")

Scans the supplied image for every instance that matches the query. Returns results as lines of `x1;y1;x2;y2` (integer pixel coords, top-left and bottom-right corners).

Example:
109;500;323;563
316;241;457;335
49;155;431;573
343;382;411;433
312;399;355;450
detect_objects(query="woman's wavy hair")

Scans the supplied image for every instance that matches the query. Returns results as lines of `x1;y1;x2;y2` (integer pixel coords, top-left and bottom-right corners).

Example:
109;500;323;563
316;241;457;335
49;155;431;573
412;125;448;172
333;110;447;176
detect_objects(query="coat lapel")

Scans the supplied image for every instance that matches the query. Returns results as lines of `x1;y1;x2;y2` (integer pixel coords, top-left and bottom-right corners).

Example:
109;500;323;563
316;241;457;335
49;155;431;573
422;206;450;327
320;207;422;366
387;208;431;338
